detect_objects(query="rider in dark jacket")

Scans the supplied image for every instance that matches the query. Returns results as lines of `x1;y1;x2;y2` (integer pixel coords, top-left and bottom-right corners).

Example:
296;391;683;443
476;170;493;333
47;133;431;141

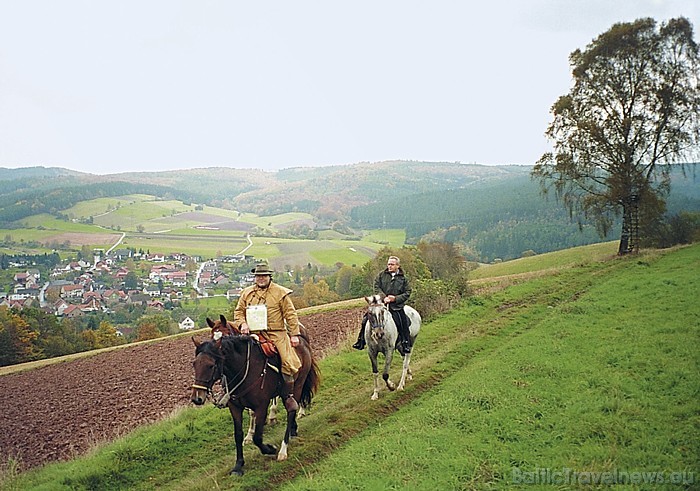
353;255;413;353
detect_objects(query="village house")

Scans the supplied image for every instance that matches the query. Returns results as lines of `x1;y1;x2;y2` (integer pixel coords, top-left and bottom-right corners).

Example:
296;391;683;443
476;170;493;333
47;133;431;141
61;284;85;299
147;299;165;310
62;304;83;318
143;285;161;297
53;298;70;316
79;297;102;313
179;316;196;330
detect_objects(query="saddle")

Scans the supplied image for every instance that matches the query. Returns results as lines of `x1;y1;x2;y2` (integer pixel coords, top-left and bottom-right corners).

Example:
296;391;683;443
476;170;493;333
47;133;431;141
256;336;278;358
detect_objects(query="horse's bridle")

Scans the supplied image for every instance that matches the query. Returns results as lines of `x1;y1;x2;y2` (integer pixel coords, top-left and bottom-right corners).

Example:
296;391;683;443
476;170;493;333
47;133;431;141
367;306;387;340
191;352;224;394
192;342;252;408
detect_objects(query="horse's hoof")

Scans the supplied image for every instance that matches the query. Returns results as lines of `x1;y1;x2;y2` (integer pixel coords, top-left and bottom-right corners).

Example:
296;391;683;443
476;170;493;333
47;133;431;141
371;393;379;400
230;468;244;476
277;441;289;461
261;444;277;455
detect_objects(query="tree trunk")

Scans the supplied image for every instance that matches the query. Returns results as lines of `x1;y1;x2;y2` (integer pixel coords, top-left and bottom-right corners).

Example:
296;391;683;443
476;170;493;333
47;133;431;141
618;202;631;255
618;196;640;255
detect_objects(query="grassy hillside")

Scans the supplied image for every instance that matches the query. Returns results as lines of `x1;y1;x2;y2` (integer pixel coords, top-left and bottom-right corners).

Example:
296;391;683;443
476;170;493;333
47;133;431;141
6;243;697;490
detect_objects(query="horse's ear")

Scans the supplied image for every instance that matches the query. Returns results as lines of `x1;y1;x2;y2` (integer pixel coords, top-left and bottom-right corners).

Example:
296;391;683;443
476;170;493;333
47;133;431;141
192;336;201;347
220;314;228;325
206;317;215;328
364;296;372;305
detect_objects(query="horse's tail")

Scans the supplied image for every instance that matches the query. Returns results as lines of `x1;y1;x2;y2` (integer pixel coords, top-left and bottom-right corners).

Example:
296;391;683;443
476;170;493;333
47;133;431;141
300;355;321;408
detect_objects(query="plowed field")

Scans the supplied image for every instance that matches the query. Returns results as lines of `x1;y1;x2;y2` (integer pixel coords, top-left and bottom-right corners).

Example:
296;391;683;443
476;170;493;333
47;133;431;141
0;308;362;471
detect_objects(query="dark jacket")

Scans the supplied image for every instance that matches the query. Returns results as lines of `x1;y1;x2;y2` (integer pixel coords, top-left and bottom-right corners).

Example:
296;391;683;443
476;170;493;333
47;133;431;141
374;267;411;311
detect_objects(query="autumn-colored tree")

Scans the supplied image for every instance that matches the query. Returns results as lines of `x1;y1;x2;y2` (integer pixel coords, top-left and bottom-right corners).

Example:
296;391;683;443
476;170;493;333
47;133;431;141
301;279;340;307
136;322;163;342
417;242;466;280
0;307;41;366
80;329;99;350
96;320;124;348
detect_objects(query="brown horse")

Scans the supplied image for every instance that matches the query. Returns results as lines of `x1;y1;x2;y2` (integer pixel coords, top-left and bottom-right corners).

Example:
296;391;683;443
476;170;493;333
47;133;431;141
207;315;238;339
191;315;320;476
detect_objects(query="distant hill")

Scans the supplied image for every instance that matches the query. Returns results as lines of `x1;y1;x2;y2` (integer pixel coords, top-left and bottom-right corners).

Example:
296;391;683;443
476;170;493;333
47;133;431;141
0;161;698;261
0;166;85;181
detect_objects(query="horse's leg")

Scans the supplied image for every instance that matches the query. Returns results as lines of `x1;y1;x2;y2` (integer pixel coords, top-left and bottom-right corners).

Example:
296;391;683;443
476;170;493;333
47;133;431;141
227;404;246;476
384;349;396;392
369;351;381;400
277;403;296;461
252;405;277;456
397;351;412;391
244;409;255;445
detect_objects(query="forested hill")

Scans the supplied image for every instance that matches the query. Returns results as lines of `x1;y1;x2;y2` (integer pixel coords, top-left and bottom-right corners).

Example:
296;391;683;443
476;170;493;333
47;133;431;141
351;174;612;261
351;165;700;261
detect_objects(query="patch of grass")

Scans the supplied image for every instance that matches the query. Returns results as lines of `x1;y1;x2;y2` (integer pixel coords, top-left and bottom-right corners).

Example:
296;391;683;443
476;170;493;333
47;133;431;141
470;241;619;280
363;228;406;247
62;195;153;220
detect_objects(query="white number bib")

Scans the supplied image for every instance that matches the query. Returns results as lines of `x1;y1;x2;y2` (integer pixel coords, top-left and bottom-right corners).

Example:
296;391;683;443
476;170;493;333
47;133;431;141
246;304;268;331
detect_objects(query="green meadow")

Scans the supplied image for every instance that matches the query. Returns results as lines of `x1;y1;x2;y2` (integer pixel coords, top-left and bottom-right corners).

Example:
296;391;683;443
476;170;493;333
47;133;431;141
3;195;390;266
6;243;698;490
62;195;155;220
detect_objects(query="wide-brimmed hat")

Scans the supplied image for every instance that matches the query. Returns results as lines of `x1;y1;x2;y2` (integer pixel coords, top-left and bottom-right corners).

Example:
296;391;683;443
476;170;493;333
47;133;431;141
251;262;274;275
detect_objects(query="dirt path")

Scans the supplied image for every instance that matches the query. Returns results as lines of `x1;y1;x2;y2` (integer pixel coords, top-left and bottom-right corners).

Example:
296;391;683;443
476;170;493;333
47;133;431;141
0;308;362;471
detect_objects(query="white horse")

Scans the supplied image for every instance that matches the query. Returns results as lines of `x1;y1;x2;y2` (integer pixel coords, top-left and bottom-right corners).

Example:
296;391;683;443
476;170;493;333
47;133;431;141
363;294;421;400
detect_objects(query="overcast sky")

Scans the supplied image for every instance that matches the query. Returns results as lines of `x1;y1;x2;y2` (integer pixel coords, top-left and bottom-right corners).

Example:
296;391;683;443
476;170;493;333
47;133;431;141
0;1;697;175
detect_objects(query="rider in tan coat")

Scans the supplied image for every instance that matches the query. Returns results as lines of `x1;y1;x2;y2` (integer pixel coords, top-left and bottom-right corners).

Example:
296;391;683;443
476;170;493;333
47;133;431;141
233;262;302;411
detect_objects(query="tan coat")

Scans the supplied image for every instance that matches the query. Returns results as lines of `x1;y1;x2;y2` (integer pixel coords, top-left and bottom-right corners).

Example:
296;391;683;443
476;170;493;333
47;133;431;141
233;282;301;375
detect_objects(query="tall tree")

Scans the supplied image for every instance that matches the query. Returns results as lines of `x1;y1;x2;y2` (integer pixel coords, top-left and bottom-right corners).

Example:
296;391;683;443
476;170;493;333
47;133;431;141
0;307;41;366
533;17;700;255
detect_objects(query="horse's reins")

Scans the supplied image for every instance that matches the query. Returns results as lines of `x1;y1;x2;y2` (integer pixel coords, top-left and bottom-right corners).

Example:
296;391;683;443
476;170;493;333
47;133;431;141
213;342;253;408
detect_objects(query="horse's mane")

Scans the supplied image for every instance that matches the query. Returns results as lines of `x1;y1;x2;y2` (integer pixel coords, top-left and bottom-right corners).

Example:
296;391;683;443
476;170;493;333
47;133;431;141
196;339;225;360
219;335;260;359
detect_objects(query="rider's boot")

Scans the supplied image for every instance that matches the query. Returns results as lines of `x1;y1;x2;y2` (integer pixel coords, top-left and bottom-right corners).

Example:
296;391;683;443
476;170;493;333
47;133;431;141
352;321;366;350
282;373;299;412
396;311;411;353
